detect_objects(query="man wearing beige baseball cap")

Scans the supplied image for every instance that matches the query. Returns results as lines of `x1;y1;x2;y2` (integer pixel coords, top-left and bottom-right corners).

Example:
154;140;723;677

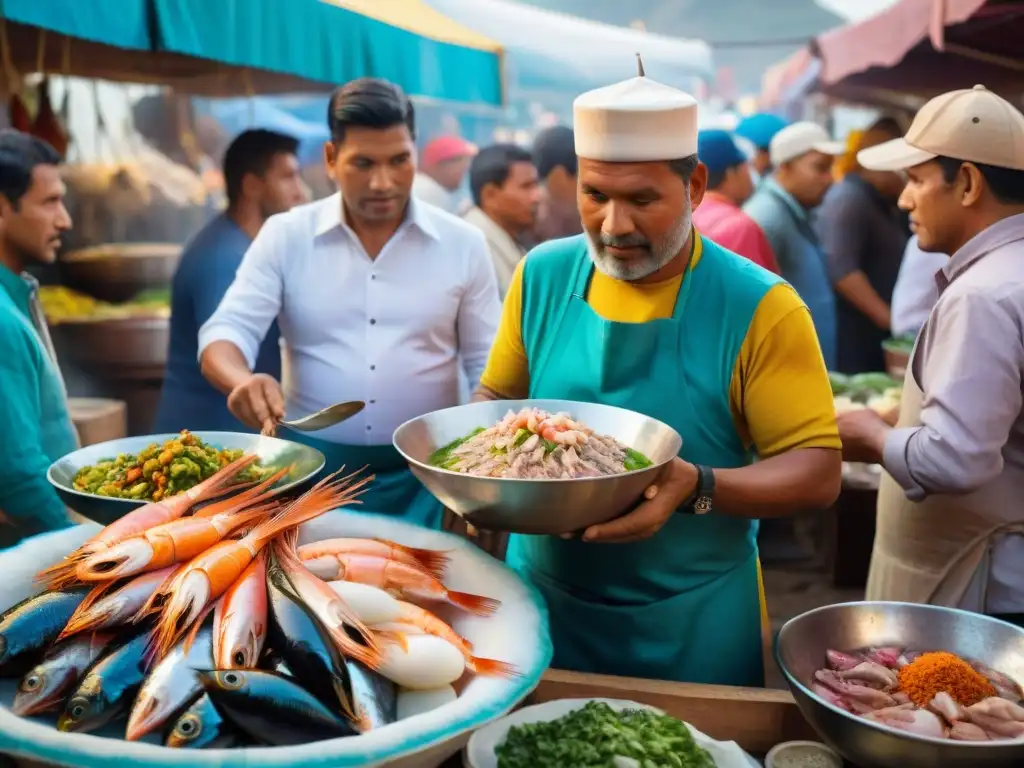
838;85;1024;625
745;121;845;368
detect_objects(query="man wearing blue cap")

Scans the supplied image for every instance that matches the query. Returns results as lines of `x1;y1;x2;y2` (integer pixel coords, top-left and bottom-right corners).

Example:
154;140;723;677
693;130;779;273
736;113;789;181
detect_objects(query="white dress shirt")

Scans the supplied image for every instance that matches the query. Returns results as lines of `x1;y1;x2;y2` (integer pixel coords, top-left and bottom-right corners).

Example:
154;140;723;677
198;193;501;446
891;236;949;338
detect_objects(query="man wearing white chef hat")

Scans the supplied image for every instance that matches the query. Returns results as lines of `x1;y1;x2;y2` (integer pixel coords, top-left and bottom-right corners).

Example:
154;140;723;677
475;57;842;686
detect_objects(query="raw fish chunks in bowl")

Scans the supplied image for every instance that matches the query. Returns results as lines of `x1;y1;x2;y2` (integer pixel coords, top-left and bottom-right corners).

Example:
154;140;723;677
393;399;682;534
0;511;552;768
776;601;1024;768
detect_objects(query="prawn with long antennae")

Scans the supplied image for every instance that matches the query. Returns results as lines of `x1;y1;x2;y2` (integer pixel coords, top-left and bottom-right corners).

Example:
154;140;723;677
74;467;289;582
137;468;374;663
36;454;262;590
273;528;391;670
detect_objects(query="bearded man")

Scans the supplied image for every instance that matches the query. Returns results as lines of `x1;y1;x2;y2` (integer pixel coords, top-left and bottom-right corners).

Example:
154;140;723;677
473;61;842;686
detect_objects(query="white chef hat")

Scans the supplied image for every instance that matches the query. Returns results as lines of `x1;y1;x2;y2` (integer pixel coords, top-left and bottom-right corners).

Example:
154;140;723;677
573;55;699;163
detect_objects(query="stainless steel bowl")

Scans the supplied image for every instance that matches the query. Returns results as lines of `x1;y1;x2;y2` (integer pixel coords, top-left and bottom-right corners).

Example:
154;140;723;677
776;601;1024;768
393;399;682;534
49;431;326;526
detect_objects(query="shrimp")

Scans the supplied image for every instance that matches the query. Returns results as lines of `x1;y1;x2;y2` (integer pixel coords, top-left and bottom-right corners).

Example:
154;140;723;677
36;454;262;590
273;529;389;671
384;601;521;678
213;550;268;669
74;469;288;581
298;537;450;580
58;566;179;641
330;553;500;616
137;468;373;663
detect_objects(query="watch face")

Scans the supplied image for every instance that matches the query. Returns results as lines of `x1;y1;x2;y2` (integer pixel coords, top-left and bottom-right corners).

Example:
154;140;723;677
694;496;712;515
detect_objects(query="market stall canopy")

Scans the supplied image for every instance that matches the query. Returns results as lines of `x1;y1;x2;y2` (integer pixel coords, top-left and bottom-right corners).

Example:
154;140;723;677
0;0;506;103
812;0;1022;100
424;0;713;97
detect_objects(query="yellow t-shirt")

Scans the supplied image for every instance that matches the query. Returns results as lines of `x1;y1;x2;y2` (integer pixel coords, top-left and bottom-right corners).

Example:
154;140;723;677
479;235;841;458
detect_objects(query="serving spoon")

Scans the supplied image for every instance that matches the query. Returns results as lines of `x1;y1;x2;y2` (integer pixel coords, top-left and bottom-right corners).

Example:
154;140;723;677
263;401;366;435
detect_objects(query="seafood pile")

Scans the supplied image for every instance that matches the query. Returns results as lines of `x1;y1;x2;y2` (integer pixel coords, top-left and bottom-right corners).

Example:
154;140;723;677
0;455;517;749
811;646;1024;741
429;407;652;479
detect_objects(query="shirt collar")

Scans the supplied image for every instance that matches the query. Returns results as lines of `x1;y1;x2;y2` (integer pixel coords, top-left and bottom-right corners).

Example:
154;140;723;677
314;192;440;242
938;213;1024;293
0;262;33;312
763;177;809;223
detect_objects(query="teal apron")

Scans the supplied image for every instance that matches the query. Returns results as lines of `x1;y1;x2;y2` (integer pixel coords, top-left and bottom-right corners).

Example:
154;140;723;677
506;234;781;686
283;431;444;530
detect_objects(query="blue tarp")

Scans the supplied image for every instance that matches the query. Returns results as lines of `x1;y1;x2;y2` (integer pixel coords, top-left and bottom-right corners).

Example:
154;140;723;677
195;97;329;165
2;0;503;106
151;0;503;105
0;0;151;50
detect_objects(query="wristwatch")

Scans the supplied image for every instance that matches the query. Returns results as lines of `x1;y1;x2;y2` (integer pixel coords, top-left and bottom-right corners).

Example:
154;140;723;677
681;464;715;515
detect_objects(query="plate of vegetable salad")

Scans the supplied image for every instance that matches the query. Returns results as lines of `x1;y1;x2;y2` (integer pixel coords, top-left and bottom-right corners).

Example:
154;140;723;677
71;430;273;502
466;698;760;768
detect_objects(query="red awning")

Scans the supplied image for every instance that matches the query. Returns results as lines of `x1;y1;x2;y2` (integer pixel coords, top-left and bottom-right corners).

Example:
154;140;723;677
815;0;989;85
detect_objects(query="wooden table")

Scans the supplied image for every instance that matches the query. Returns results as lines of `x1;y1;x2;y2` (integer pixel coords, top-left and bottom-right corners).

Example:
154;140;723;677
437;669;852;766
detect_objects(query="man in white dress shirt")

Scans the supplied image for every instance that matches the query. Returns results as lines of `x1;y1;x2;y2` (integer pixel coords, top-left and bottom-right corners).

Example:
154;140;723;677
199;79;501;529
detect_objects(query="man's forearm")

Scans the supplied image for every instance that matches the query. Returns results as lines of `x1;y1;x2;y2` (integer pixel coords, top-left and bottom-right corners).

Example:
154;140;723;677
710;448;843;518
835;271;892;330
472;384;508;402
201;340;255;396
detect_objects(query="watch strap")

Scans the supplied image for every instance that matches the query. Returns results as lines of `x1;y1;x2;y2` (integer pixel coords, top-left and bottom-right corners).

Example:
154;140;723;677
681;463;715;515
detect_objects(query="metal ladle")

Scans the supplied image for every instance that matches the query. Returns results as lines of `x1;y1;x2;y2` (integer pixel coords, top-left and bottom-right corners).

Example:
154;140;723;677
265;401;366;435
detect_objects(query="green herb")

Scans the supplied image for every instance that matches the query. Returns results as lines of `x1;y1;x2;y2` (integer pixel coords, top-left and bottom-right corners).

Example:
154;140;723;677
513;428;532;447
543;439;558;453
495;701;715;768
427;426;486;468
624;448;653;472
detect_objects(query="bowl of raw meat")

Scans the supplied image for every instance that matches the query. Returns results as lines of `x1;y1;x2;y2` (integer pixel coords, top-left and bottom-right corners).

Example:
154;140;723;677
775;601;1024;768
393;400;683;534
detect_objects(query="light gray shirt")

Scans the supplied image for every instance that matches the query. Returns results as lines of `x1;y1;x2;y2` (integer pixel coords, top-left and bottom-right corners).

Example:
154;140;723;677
884;214;1024;503
890;236;949;338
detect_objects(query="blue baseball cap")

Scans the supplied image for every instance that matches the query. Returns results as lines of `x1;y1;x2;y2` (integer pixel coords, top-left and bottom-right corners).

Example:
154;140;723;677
697;130;748;173
735;113;789;150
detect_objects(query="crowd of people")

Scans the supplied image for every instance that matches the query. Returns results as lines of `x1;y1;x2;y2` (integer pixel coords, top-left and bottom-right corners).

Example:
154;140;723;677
1;66;1023;683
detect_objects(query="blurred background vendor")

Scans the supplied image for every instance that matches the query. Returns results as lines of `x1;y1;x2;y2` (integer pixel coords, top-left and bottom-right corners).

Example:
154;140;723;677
154;129;308;433
0;130;77;547
474;63;842;686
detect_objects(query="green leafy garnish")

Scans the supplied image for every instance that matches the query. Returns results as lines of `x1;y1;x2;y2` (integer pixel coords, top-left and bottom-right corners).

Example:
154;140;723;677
624;448;653;472
513;428;532;447
495;701;715;767
427;427;486;468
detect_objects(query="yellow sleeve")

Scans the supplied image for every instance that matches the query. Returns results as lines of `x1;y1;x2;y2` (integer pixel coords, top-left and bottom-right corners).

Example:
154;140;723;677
730;283;841;457
479;260;531;398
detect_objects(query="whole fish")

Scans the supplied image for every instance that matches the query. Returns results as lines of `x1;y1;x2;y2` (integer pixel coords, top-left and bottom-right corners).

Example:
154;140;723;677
57;627;152;733
0;588;91;677
266;549;356;720
12;633;114;716
59;567;178;640
37;454;262;590
137;469;372;663
213;550;268;668
344;659;397;732
125;618;215;741
165;693;246;749
198;669;354;746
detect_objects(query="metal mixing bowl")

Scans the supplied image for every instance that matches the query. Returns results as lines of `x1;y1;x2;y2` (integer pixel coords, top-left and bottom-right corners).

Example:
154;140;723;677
776;601;1024;768
392;399;682;534
49;431;326;525
60;242;181;303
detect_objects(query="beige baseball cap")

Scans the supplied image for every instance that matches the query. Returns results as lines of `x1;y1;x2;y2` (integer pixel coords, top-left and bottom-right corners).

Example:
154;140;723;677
769;122;845;166
858;85;1024;172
